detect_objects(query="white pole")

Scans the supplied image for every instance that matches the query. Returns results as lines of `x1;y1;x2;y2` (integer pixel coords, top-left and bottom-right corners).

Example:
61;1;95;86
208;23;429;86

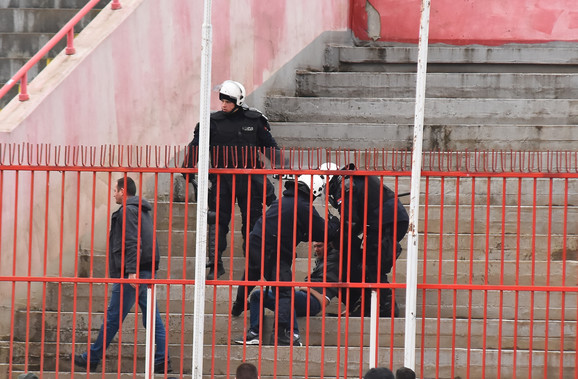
404;0;431;371
192;0;213;377
145;285;156;379
369;290;378;369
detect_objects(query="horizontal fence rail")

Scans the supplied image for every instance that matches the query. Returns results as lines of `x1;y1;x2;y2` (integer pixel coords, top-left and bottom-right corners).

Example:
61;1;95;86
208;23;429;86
0;144;578;173
0;144;576;379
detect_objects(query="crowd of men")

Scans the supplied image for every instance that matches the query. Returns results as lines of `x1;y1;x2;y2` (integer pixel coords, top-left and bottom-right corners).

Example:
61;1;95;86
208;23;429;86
72;79;410;375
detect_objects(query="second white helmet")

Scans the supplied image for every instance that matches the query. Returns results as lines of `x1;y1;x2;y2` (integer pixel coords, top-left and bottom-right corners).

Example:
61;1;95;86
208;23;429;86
219;80;246;106
319;162;339;184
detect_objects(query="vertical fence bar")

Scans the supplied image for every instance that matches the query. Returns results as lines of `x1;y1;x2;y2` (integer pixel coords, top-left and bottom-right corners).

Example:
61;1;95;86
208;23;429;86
19;73;30;101
192;0;213;377
404;0;432;369
65;28;76;55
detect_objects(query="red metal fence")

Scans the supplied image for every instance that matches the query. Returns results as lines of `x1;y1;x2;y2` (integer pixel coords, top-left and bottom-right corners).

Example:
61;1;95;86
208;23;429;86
0;144;577;378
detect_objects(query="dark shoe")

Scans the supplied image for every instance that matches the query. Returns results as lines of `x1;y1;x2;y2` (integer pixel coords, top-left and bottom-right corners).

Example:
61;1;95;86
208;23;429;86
73;354;98;372
231;300;248;317
234;329;260;345
276;328;302;346
206;263;225;280
380;299;400;317
349;300;369;317
154;359;173;374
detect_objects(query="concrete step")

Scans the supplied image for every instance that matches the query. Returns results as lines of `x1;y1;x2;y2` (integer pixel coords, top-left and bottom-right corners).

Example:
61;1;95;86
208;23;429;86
41;278;578;321
0;57;49;80
77;247;577;288
4;341;575;378
152;227;569;263
78;233;578;281
271;121;578;150
0;83;18;109
11;309;578;353
328;44;578;72
0;32;66;59
265;96;578;125
0;8;100;33
0;0;110;8
296;71;578;99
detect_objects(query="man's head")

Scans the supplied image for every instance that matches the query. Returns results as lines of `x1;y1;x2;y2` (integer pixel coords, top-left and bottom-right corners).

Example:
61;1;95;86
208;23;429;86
235;362;258;379
114;176;136;204
395;367;416;379
364;367;395;379
219;80;246;113
313;241;325;260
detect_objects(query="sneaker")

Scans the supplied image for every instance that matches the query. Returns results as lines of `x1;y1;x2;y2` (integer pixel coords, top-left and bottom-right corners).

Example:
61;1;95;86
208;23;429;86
276;328;302;346
206;263;225;280
234;329;260;345
154;359;173;374
73;354;98;372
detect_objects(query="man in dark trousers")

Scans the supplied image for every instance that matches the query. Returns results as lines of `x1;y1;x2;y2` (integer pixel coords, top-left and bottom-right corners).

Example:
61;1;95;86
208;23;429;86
326;163;409;317
183;80;278;280
233;174;339;345
74;176;171;374
234;241;340;346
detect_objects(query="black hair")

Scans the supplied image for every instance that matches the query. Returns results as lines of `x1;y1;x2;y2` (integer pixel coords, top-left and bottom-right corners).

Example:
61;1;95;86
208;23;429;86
364;367;395;379
235;362;258;379
395;367;416;379
117;176;136;196
219;93;237;104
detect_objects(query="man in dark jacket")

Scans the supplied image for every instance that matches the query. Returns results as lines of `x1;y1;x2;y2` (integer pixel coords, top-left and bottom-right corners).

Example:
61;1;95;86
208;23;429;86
233;174;340;346
234;241;340;346
183;80;278;280
327;163;409;317
74;177;171;374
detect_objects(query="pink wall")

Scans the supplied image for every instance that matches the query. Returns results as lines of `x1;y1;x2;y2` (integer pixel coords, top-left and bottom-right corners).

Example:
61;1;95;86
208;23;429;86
0;0;349;316
0;0;349;146
352;0;578;45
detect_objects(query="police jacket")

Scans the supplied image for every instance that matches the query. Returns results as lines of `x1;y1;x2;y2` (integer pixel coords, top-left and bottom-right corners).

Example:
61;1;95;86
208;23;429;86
183;106;280;173
341;175;409;242
248;185;340;275
108;196;160;278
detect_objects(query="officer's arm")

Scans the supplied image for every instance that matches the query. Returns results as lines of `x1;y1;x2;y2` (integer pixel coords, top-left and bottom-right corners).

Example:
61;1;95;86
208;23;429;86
256;116;291;168
182;122;202;183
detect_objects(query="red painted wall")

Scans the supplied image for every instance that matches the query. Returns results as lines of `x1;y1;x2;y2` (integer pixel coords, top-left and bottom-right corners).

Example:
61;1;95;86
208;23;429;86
351;0;578;45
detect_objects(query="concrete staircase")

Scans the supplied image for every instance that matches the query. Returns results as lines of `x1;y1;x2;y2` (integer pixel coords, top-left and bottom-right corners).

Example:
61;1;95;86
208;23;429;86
0;0;108;108
5;192;578;378
267;43;578;150
3;41;578;378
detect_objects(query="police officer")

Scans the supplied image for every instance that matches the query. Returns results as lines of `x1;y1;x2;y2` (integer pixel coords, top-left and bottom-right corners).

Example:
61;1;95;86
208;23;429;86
183;80;278;280
325;163;409;317
233;173;340;345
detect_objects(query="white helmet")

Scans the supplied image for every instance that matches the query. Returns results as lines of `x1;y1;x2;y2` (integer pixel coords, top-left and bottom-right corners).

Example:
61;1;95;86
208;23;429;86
297;174;325;198
219;80;246;106
319;162;339;184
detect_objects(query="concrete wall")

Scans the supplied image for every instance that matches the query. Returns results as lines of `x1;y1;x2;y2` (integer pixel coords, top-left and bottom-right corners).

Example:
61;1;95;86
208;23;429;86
0;0;349;329
352;0;578;44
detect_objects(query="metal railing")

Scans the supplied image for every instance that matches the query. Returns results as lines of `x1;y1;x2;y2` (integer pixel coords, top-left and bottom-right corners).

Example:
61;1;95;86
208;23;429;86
0;0;122;103
0;144;577;378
